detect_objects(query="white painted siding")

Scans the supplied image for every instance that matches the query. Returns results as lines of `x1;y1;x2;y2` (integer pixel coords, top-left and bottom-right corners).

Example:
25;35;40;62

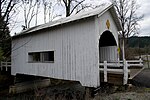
12;17;99;87
95;10;119;63
99;46;118;62
12;9;120;87
98;10;119;46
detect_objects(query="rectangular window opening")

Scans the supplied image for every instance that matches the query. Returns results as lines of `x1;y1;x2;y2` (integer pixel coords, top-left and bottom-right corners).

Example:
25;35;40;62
28;51;54;63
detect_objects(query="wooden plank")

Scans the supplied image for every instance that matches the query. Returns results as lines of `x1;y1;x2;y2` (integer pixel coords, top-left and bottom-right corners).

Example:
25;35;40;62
120;60;143;63
99;58;144;85
128;64;143;67
100;59;143;68
100;73;123;85
99;63;123;67
100;68;129;74
123;60;128;85
99;46;118;62
104;61;107;82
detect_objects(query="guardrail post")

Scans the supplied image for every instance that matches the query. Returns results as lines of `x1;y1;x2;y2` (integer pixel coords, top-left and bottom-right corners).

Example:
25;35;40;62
104;61;107;82
123;60;128;85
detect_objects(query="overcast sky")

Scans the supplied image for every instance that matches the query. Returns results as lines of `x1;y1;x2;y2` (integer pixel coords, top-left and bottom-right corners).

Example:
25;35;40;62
10;0;150;36
137;0;150;36
92;0;150;36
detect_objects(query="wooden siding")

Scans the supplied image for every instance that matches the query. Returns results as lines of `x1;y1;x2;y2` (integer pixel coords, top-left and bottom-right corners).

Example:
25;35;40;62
99;46;118;62
12;17;99;87
12;10;119;87
95;10;119;63
98;10;119;46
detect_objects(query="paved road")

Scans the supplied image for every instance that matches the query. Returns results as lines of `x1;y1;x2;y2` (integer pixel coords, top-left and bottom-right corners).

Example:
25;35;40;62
131;68;150;87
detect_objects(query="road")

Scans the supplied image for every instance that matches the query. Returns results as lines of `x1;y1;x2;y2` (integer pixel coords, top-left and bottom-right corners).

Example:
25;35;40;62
131;68;150;87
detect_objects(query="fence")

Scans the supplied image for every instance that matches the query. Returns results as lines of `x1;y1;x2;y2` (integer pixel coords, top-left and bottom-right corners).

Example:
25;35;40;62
99;59;143;85
141;55;150;68
0;61;11;71
0;59;144;84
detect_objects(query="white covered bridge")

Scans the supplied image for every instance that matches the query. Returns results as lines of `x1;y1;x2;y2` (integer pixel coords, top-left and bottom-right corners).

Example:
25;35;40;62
11;3;143;88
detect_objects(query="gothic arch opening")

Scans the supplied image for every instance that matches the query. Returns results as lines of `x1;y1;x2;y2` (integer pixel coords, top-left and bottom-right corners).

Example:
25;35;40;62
99;31;118;63
99;30;117;47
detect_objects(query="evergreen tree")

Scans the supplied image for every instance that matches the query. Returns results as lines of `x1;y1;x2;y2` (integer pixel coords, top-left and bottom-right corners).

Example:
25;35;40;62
0;18;11;61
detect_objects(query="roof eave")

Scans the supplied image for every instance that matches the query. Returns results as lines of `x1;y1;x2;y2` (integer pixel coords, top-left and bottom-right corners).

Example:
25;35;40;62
12;3;120;38
109;6;122;31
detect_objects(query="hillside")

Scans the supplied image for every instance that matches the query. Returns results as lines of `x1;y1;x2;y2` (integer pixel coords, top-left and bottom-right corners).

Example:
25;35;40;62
128;36;150;48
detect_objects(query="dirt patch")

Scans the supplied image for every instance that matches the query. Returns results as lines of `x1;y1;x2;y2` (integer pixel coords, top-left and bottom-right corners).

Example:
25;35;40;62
1;83;150;100
0;73;150;100
0;71;14;97
93;85;150;100
95;92;150;100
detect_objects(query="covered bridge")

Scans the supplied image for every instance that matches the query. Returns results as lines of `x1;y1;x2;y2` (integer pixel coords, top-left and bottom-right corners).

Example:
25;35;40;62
11;3;122;87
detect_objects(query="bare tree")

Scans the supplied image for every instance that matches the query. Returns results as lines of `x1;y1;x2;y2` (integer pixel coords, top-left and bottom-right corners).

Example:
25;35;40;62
21;0;54;27
113;0;143;60
0;0;17;37
0;0;18;60
35;0;41;26
42;0;53;23
114;0;143;38
21;0;40;29
58;0;94;17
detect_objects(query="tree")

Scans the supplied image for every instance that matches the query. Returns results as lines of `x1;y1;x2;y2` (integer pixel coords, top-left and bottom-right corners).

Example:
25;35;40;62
0;0;16;41
113;0;143;60
58;0;94;17
0;21;11;60
0;0;18;61
0;0;17;32
0;18;11;61
21;0;41;29
42;0;53;23
0;47;4;61
19;0;98;29
21;0;55;28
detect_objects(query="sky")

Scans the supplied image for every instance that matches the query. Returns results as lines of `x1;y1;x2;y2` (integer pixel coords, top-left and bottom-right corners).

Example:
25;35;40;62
136;0;150;36
10;0;150;36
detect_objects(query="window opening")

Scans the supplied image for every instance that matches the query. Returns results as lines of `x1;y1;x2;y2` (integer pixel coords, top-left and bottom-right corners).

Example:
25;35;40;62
28;51;54;63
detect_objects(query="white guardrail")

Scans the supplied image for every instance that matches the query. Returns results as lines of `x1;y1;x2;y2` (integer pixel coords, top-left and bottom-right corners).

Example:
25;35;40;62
99;59;143;85
0;62;11;71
